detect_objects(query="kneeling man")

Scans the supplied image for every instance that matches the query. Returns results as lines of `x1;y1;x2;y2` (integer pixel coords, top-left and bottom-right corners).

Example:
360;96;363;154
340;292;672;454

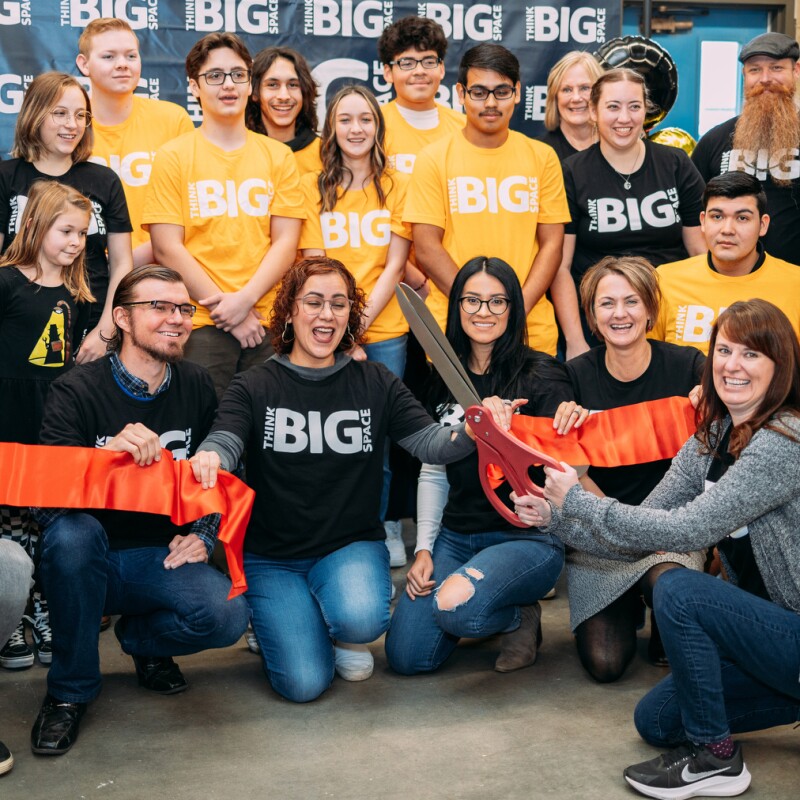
31;265;249;756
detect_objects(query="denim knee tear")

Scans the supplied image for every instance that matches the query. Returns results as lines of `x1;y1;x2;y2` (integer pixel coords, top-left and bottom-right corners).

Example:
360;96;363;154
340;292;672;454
435;569;485;612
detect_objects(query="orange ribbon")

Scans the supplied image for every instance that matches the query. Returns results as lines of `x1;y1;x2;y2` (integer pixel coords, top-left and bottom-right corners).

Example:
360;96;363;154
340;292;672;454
487;396;697;488
0;443;253;599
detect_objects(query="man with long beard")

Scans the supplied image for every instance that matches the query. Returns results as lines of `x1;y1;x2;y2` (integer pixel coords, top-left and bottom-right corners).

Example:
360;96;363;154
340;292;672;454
692;32;800;266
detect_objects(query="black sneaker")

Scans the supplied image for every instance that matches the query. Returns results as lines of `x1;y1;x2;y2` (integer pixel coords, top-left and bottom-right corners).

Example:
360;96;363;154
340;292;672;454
0;621;34;670
24;595;52;666
0;740;13;775
624;742;751;799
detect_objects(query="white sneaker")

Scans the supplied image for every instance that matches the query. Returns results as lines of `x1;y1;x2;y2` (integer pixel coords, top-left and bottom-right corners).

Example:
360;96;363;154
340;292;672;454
384;520;407;567
333;642;374;681
245;624;260;654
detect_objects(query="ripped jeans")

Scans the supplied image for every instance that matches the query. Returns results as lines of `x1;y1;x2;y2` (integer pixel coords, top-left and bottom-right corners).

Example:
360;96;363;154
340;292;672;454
386;526;564;674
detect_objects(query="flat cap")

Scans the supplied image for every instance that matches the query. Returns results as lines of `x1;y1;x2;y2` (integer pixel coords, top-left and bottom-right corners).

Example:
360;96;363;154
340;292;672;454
739;32;799;63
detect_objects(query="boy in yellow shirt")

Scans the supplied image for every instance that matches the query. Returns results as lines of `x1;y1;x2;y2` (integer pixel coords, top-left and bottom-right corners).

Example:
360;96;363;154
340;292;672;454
378;16;464;177
143;33;303;398
651;172;800;354
404;44;569;355
76;18;194;267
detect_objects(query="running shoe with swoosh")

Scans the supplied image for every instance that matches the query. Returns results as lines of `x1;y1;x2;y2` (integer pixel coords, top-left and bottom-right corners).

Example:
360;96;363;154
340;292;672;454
623;742;751;799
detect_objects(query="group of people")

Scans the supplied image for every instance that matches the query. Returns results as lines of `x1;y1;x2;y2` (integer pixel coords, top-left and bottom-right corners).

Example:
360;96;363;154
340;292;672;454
0;14;798;800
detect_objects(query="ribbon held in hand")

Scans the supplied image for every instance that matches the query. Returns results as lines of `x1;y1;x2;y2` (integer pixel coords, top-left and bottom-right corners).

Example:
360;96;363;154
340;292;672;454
0;443;253;598
487;396;697;489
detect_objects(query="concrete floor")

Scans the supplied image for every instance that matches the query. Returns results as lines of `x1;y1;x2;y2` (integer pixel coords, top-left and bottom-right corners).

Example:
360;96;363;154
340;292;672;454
1;526;797;800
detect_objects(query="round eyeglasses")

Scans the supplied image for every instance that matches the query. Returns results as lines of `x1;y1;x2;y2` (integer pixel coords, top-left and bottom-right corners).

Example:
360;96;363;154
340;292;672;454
299;295;352;317
459;296;510;315
50;108;92;126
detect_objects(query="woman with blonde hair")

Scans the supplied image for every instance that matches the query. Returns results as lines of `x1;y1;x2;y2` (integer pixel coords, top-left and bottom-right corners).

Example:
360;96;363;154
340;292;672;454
538;50;604;161
556;255;705;682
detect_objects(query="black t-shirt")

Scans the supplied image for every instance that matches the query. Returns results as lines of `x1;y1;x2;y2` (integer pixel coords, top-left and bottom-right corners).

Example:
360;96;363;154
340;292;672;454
0;267;89;444
691;116;800;266
537;128;579;162
38;356;217;549
433;351;573;534
565;340;705;504
0;159;132;311
212;357;434;559
707;424;769;600
563;140;705;286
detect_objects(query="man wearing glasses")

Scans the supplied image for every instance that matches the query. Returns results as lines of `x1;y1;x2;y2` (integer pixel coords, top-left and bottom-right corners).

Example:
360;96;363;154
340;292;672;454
378;16;465;177
29;265;249;756
404;43;569;356
143;33;304;400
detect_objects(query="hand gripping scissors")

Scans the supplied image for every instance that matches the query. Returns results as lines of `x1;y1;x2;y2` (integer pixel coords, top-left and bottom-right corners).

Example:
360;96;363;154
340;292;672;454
395;284;564;528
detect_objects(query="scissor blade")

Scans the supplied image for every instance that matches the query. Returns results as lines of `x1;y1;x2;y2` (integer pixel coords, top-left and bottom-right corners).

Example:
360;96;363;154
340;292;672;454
396;284;482;411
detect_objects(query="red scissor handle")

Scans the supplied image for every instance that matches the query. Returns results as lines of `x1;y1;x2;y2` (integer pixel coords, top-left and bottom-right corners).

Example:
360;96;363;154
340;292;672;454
466;405;564;528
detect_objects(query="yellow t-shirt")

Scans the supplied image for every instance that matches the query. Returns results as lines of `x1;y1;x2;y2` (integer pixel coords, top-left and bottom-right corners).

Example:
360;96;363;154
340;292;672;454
142;129;304;329
294;137;323;176
90;96;194;250
650;252;800;354
299;170;411;343
382;100;465;175
403;130;570;354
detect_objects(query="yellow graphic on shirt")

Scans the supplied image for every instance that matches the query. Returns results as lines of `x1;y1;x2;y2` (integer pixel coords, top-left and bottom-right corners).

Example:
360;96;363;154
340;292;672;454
29;306;67;367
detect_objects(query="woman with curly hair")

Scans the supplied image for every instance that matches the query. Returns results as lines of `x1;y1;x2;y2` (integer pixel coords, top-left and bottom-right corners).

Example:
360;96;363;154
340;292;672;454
190;257;498;702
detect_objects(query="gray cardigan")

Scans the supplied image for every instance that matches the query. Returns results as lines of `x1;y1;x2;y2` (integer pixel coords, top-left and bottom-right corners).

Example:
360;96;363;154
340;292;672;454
545;415;800;614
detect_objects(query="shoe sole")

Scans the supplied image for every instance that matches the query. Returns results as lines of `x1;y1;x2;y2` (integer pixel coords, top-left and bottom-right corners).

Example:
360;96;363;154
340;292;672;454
36;650;53;666
0;655;34;670
624;766;752;800
137;681;189;696
31;742;75;756
335;667;374;681
0;753;13;774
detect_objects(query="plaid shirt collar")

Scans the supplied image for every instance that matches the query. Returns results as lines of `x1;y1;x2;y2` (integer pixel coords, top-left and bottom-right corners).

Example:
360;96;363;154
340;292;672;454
109;352;171;399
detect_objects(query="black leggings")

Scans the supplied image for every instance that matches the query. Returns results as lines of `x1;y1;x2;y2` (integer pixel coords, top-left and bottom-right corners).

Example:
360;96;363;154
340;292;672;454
575;562;681;683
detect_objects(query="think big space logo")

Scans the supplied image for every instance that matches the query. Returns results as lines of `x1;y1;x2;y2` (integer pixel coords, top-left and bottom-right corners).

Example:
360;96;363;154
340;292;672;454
304;0;393;37
525;5;606;43
0;73;33;114
185;0;279;33
417;3;502;41
60;0;159;29
0;1;31;25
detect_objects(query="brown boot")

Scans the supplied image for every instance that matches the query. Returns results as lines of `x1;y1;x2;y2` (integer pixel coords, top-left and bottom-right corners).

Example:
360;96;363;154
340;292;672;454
494;602;543;672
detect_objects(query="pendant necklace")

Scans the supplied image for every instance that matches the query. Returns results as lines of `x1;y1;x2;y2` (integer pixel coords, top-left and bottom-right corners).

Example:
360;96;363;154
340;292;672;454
611;142;644;190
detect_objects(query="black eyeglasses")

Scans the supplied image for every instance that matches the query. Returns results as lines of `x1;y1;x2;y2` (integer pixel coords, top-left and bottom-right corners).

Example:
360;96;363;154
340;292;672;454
463;84;516;102
459;296;510;315
123;300;196;318
389;56;442;71
197;69;251;85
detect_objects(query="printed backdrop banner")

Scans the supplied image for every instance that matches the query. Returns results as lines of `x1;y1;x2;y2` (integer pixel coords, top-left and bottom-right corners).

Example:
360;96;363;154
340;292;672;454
0;1;620;153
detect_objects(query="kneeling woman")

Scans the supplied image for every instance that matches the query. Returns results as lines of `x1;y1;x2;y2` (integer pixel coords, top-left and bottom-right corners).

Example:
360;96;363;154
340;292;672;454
515;300;800;799
386;257;575;675
190;258;494;703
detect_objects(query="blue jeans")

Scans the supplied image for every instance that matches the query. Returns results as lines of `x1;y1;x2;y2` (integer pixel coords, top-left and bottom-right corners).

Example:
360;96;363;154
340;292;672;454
634;569;800;746
39;513;249;704
364;334;408;521
245;540;391;703
386;527;564;674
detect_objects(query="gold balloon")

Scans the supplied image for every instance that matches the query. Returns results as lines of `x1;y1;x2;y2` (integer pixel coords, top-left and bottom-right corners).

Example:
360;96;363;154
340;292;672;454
649;127;698;156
